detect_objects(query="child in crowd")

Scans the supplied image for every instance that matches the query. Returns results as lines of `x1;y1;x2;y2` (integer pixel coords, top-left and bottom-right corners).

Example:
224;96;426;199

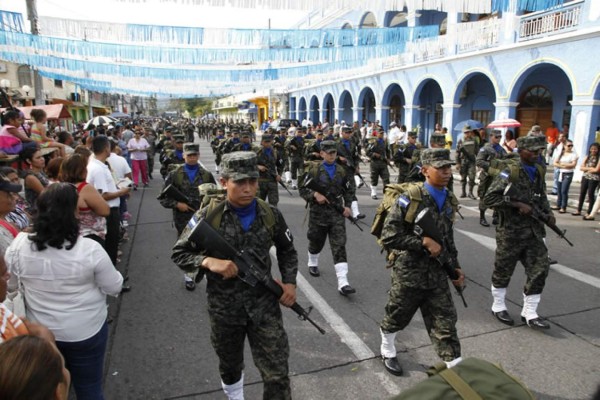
29;109;67;157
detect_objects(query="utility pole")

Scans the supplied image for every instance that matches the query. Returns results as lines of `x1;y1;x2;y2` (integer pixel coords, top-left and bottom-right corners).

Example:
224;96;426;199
25;0;44;106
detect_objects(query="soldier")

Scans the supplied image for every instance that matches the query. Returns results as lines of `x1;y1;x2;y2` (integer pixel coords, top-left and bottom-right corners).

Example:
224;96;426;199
456;126;478;198
221;130;241;155
476;129;508;227
171;152;298;399
231;132;256;152
274;127;291;183
483;135;553;330
210;128;226;174
299;140;356;296
256;134;283;206
392;131;418;183
143;128;157;180
159;143;216;291
159;135;185;179
379;148;464;376
305;130;324;161
366;128;391;200
337;126;365;220
285;128;305;190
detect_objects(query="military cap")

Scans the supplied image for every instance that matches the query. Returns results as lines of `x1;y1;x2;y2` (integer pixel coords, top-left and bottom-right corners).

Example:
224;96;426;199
408;131;418;138
241;131;251;138
315;130;324;135
221;151;260;181
341;126;352;133
421;148;455;167
173;135;185;143
261;134;273;141
517;135;546;151
183;143;199;155
492;129;503;137
277;126;286;132
462;125;472;132
320;140;337;153
430;133;446;145
530;125;542;133
231;129;240;135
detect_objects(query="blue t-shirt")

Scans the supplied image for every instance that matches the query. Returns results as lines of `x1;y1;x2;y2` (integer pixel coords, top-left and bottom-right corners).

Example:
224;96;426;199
424;182;448;213
231;199;257;232
323;161;336;180
183;163;200;183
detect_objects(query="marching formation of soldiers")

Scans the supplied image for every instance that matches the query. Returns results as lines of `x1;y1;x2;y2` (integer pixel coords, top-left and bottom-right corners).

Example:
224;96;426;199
154;118;559;399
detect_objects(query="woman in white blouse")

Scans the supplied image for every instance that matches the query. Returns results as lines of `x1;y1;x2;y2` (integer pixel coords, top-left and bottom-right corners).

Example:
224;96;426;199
552;139;578;213
5;183;122;399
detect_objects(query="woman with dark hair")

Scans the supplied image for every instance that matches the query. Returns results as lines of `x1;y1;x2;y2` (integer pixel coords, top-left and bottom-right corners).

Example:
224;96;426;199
0;335;70;400
5;183;123;399
60;154;110;243
0;167;30;231
552;139;578;213
503;130;517;153
574;142;600;219
0;110;36;155
19;146;49;215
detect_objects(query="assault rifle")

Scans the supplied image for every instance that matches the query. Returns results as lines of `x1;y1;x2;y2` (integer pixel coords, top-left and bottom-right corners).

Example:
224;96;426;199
503;183;574;246
264;169;293;197
303;177;368;232
414;208;468;307
159;184;196;210
187;217;326;334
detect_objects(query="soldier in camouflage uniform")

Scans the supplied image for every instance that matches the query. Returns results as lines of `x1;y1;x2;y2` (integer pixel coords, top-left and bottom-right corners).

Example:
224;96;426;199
159;135;185;179
210;128;226;174
483;135;553;330
220;130;241;156
159;143;216;291
299;141;356;296
143;128;157;180
285;128;305;189
366;128;391;199
379;148;464;376
392;131;418;183
231;131;257;152
273;127;290;183
456;126;478;198
256;134;283;206
476;129;508;227
337;126;365;219
171;152;298;400
305;130;324;161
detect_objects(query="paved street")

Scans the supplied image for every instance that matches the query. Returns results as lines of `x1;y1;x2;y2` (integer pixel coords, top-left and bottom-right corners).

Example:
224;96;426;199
104;136;600;400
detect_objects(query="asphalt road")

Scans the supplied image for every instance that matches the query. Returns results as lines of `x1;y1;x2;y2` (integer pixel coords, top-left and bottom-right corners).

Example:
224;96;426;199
103;135;600;400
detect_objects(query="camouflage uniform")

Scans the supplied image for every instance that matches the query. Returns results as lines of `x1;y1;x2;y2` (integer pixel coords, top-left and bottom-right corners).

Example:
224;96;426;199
393;138;418;184
210;133;226;170
256;135;283;206
380;150;461;363
144;130;157;178
483;136;552;327
337;129;363;218
171;152;297;400
456;130;478;198
304;137;323;161
476;135;509;225
159;145;185;178
299;141;355;294
273;131;290;177
286;135;305;188
366;136;391;192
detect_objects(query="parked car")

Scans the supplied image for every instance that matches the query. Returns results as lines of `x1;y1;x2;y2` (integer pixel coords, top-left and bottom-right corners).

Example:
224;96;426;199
270;119;300;131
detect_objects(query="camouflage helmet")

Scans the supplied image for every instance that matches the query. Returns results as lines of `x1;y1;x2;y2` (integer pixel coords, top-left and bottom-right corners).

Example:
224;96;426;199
421;148;455;167
198;183;226;197
221;151;260;181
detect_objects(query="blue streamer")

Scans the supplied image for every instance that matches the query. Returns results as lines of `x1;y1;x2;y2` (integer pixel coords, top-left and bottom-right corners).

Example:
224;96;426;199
492;0;565;12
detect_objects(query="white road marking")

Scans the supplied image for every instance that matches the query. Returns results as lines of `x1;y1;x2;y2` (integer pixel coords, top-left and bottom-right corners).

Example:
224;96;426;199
456;229;600;289
269;249;401;394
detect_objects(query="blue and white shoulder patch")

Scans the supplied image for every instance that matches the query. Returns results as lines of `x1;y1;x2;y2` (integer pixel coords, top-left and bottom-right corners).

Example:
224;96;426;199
397;195;411;208
479;148;485;153
499;170;510;180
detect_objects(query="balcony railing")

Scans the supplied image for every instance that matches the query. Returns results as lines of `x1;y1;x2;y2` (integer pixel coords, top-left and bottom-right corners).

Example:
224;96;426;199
456;17;501;53
519;0;583;41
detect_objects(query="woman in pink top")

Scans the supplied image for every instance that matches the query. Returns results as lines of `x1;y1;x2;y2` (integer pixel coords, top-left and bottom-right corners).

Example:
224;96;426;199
127;127;150;188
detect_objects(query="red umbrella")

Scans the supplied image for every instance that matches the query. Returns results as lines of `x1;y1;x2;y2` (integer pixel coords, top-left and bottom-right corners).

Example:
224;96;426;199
487;118;521;128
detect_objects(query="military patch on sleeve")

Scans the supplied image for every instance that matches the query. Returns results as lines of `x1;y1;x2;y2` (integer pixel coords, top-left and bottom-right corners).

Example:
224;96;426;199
187;215;198;230
499;170;510;180
397;195;410;208
479;148;485;153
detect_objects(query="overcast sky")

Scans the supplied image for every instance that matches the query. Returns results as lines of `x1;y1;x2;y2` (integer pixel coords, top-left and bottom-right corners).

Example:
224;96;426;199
4;0;310;29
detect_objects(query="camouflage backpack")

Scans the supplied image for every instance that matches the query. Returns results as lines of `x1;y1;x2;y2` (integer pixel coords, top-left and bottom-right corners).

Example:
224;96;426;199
487;155;544;184
371;182;459;255
204;194;276;240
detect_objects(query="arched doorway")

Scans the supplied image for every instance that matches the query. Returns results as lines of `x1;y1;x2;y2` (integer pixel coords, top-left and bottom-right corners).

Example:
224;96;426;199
359;12;378;28
414;79;444;145
453;72;497;131
358;87;376;123
338;90;353;124
298;97;307;122
323;93;335;125
309;95;320;125
511;63;573;137
382;83;406;130
384;11;408;27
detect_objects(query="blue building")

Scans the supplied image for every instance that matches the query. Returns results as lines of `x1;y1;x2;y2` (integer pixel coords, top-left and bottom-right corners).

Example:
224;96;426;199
287;0;600;161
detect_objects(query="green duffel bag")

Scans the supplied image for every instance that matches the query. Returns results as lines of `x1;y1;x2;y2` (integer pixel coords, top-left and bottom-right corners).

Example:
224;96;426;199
391;358;535;400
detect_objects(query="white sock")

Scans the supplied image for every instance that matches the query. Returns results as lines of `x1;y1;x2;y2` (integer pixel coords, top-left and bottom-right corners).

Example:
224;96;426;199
491;285;507;313
351;201;360;218
380;329;397;358
308;252;319;267
371;186;377;197
334;262;349;290
222;373;244;400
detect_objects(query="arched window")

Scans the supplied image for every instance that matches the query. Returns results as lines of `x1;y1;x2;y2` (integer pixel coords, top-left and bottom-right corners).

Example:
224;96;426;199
17;65;32;87
520;86;553;108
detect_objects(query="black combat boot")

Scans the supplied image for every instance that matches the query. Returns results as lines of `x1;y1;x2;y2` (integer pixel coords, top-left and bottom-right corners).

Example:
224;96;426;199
480;209;490;227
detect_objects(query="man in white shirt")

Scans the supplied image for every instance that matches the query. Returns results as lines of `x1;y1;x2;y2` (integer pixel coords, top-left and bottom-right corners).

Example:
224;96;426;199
108;140;133;223
387;122;401;145
87;136;131;291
